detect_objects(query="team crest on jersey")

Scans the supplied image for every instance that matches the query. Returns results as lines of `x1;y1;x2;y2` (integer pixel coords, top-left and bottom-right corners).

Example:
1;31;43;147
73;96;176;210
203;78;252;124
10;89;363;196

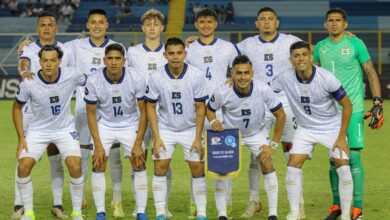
341;48;350;56
92;57;101;65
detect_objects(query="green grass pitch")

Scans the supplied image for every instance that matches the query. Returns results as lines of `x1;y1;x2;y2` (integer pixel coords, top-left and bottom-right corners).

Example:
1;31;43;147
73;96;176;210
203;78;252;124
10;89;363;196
0;100;389;219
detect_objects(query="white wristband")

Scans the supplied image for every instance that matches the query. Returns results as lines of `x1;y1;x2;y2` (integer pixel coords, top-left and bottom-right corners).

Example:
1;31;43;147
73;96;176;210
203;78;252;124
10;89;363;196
210;119;217;127
20;70;28;75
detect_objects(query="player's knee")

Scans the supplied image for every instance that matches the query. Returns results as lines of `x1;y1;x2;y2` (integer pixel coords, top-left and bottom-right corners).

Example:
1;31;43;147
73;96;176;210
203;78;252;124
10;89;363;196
287;154;306;168
154;160;169;176
333;159;350;168
189;161;204;176
259;159;274;174
17;161;33;177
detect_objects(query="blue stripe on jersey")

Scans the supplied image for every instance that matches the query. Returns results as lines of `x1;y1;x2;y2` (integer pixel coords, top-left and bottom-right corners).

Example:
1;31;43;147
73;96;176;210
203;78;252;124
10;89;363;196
15;97;27;104
84;98;97;104
164;63;188;79
197;38;218;46
103;67;125;84
36;40;58;48
207;102;217;112
18;56;31;62
295;66;316;84
233;81;253;98
136;97;144;101
38;69;61;84
194;95;209;102
331;86;347;101
89;37;109;48
270;102;283;113
234;44;241;55
259;33;279;43
144;96;158;103
142;43;164;52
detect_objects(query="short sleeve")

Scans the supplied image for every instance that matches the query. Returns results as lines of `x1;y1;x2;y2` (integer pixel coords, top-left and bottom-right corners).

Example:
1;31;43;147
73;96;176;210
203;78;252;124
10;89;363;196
144;74;159;103
15;81;29;104
353;38;371;64
228;43;239;68
64;40;77;67
264;85;282;112
18;45;33;62
324;71;346;101
235;40;246;55
207;88;222;112
126;47;135;68
84;78;98;104
269;72;284;93
193;73;209;102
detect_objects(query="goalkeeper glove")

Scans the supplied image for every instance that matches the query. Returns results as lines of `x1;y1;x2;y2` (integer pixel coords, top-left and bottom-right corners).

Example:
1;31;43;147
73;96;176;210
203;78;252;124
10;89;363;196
364;97;384;129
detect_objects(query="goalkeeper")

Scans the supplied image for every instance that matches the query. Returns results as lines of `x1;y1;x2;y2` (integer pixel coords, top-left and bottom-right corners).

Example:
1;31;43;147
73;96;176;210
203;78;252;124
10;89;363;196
313;8;383;220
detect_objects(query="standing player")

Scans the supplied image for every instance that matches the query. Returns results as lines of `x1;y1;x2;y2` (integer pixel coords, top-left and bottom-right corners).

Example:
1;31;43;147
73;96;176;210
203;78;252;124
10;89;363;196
313;8;383;220
126;9;170;218
145;38;209;220
15;11;72;219
65;8;125;216
13;45;85;220
185;8;238;220
85;44;149;220
270;41;353;220
207;55;285;220
235;7;303;218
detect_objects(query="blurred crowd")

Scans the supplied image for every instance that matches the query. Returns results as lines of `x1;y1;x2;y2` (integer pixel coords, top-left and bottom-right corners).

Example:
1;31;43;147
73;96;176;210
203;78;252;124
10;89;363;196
186;2;234;24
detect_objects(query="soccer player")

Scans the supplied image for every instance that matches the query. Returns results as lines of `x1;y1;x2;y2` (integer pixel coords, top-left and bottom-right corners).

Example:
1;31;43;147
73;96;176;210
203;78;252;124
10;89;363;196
313;8;383;220
126;9;170;217
145;38;209;220
269;41;353;220
235;7;303;218
207;55;285;220
13;45;85;220
15;11;72;219
65;8;125;216
84;44;148;220
185;8;238;219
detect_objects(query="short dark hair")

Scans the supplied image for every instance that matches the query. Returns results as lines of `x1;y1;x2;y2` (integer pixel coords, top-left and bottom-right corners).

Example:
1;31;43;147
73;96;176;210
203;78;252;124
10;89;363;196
105;43;125;56
257;7;277;18
326;8;347;21
38;45;64;59
37;11;55;21
289;41;311;54
164;37;185;50
195;8;218;21
233;55;252;66
88;8;107;19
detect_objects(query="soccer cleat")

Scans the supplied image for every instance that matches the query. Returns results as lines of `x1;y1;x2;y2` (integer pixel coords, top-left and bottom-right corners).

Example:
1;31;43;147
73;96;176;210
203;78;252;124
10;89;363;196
196;215;208;220
156;214;166;220
286;212;299;220
351;207;363;220
110;200;125;218
21;210;35;220
218;216;228;220
324;205;342;220
96;212;106;220
240;201;262;218
12;205;24;219
166;206;173;219
268;215;278;220
188;201;197;219
81;198;88;210
299;202;306;219
137;213;149;220
71;210;84;220
51;205;68;219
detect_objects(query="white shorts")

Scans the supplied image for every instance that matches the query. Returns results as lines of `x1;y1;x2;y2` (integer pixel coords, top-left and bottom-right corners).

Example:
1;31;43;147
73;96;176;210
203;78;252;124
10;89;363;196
75;111;92;146
291;127;349;159
94;125;143;157
242;129;270;157
264;105;296;142
20;130;81;161
152;128;201;162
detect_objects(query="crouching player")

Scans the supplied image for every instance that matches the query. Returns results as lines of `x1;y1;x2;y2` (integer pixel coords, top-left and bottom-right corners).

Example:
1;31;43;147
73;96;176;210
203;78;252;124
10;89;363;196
207;55;286;220
269;41;353;220
13;45;85;220
84;44;149;220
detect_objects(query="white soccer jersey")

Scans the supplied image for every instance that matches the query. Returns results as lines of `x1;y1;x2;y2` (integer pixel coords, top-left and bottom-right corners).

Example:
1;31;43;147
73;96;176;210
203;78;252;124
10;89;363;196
145;63;209;131
207;80;282;138
65;37;126;112
15;67;86;133
270;65;347;133
127;43;166;82
84;67;145;130
186;38;238;95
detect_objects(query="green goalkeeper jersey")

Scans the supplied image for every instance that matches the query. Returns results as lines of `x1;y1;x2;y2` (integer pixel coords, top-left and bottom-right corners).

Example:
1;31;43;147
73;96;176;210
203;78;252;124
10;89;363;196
313;34;371;113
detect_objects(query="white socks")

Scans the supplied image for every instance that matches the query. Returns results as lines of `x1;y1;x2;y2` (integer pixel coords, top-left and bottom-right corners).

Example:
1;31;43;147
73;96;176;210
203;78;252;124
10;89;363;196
214;180;227;217
70;176;84;213
152;175;167;216
16;175;33;211
134;170;148;213
109;147;122;202
92;172;106;213
337;165;353;218
166;165;172;202
264;171;278;217
249;153;261;202
49;154;64;206
286;166;301;214
14;165;23;206
192;176;207;217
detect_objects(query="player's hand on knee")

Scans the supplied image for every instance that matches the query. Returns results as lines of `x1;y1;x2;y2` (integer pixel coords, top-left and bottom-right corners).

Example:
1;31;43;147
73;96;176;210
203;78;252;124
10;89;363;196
153;137;166;159
210;119;223;131
16;138;28;159
18;40;33;55
191;138;204;160
332;136;350;159
258;144;274;163
185;35;199;47
131;145;145;168
92;143;106;168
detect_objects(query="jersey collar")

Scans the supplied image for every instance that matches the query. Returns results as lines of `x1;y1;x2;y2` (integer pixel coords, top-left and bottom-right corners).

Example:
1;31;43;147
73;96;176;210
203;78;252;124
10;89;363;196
295;66;316;84
258;33;279;43
37;68;61;84
89;36;110;48
197;38;218;46
142;43;164;52
164;63;188;79
36;40;58;48
103;67;125;84
233;80;253;98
